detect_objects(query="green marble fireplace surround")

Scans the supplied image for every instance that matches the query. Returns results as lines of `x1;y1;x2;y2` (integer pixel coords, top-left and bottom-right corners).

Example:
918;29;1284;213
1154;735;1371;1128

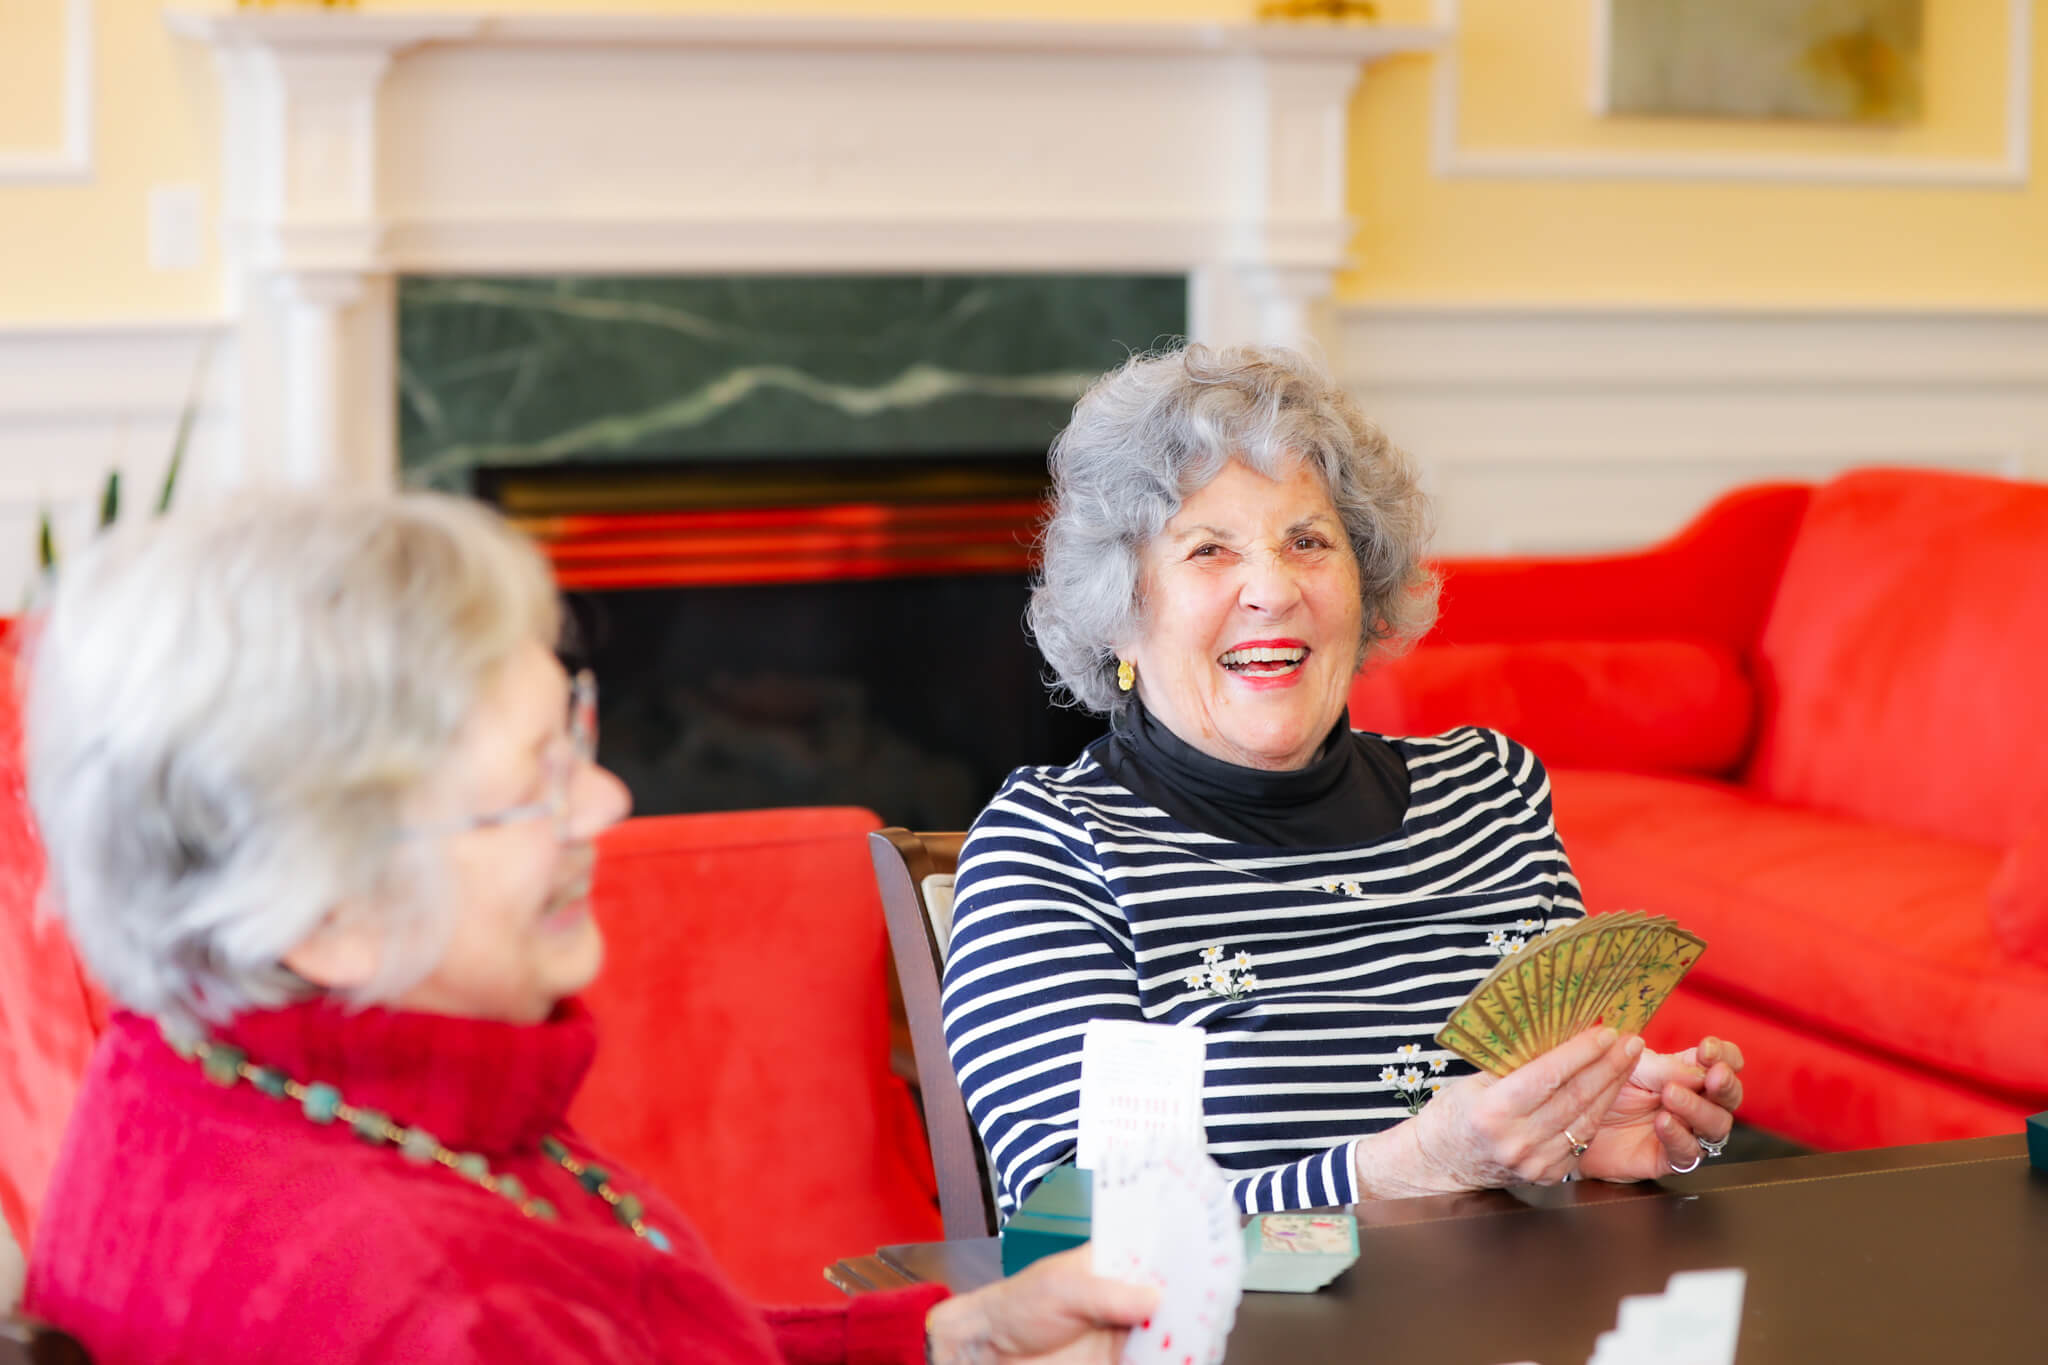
398;274;1188;489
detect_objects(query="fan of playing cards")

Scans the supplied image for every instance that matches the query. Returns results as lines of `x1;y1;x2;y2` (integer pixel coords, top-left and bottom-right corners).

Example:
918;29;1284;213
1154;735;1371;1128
1435;913;1706;1077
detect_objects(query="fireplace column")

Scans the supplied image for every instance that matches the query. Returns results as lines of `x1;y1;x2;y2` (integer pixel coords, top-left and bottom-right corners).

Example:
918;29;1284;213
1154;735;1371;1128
1190;42;1388;351
188;14;475;488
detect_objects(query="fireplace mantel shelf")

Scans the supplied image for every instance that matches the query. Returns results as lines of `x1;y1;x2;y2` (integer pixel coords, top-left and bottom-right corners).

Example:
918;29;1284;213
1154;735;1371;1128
168;5;1447;490
167;10;1444;60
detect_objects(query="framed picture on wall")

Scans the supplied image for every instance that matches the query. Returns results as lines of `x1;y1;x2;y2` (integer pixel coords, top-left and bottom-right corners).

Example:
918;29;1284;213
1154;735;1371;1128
1597;0;1924;123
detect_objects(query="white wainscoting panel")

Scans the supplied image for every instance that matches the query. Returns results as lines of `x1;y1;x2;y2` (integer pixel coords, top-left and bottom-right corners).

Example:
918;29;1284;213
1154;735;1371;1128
1334;307;2048;556
0;0;94;184
0;319;233;610
7;309;2047;592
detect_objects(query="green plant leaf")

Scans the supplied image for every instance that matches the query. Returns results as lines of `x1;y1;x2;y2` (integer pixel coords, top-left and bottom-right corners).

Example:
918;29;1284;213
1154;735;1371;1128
37;510;56;573
99;470;121;529
158;341;208;514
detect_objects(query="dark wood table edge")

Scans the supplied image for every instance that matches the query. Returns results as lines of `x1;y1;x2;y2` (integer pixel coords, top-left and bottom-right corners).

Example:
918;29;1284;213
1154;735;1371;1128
826;1134;2030;1295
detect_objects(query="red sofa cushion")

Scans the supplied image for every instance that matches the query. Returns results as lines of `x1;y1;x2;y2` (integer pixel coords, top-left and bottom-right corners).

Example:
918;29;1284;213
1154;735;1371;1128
1551;769;2048;1097
1988;814;2048;966
1747;469;2048;849
1350;639;1754;775
1640;989;2031;1154
573;807;941;1306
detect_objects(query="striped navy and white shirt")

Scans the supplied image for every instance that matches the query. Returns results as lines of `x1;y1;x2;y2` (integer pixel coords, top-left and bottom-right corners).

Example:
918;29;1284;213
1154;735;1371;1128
939;726;1584;1217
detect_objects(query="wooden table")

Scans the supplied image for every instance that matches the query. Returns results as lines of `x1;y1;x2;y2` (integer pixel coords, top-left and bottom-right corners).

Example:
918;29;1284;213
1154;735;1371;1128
830;1135;2048;1363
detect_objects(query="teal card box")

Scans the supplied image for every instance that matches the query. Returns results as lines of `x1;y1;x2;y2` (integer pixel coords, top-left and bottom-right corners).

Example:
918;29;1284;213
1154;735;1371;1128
1000;1165;1092;1275
1240;1213;1360;1293
2028;1112;2048;1172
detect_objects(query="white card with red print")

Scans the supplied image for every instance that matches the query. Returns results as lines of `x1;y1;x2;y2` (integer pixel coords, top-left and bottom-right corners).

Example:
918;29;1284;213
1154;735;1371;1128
1090;1144;1244;1365
1076;1019;1208;1172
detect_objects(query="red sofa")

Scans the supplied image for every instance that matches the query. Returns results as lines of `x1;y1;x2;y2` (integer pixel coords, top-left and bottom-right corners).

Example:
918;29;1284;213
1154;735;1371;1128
0;794;940;1304
1350;468;2048;1153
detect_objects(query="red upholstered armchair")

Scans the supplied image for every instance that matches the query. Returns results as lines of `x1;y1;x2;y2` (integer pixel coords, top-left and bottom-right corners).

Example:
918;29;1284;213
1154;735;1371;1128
0;634;103;1262
573;808;941;1304
1350;469;2048;1153
0;798;942;1304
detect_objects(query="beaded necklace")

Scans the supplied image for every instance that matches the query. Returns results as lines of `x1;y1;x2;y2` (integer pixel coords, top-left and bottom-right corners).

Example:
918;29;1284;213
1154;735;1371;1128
164;1026;672;1254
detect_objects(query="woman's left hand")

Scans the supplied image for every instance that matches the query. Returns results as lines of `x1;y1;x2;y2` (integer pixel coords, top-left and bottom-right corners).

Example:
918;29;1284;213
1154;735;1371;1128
1577;1035;1746;1181
926;1244;1159;1365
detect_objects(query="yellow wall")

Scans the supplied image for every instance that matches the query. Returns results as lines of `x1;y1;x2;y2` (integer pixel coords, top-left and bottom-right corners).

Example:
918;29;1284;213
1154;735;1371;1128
1345;0;2047;307
3;0;2043;322
0;0;221;321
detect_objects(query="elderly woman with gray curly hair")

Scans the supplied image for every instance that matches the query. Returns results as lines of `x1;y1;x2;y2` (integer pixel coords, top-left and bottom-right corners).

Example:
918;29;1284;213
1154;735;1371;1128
21;492;1156;1365
941;343;1748;1219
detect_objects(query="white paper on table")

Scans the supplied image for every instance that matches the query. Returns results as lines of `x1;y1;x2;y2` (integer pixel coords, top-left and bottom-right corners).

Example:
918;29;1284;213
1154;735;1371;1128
1076;1019;1208;1172
1586;1268;1745;1365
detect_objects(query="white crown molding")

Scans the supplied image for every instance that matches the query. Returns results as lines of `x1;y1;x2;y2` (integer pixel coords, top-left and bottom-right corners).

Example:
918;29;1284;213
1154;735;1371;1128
1431;0;2031;187
376;213;1363;276
168;10;1439;59
0;0;94;184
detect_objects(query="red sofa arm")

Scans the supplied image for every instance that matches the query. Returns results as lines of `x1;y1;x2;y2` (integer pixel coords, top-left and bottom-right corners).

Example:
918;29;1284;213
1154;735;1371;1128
1348;482;1813;775
1426;482;1813;652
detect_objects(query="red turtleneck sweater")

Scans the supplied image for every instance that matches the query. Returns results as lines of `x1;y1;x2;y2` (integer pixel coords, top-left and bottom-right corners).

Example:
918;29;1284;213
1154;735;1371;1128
25;1001;945;1364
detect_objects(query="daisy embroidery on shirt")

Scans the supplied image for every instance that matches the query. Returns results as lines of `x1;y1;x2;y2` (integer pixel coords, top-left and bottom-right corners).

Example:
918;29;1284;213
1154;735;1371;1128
1385;1048;1455;1115
1194;944;1255;1001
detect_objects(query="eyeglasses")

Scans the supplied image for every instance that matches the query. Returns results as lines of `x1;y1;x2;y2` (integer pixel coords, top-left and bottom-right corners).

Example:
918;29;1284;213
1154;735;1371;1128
401;669;598;840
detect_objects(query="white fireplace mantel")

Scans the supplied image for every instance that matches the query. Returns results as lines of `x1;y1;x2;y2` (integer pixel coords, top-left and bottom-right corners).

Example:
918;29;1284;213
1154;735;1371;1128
167;9;1446;487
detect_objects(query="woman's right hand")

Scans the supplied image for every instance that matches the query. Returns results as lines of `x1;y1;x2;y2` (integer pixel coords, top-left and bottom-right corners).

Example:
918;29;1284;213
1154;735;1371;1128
1356;1027;1643;1197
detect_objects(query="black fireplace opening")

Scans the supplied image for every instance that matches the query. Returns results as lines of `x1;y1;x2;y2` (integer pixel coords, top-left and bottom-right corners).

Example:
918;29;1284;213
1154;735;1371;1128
482;452;1108;830
564;574;1105;830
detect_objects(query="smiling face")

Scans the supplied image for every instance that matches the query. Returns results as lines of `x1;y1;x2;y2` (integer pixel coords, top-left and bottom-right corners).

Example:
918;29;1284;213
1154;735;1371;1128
1120;457;1365;772
273;638;641;1024
385;640;633;1023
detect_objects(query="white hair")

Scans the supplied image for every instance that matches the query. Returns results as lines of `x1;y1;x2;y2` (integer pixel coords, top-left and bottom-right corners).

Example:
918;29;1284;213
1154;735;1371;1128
1030;343;1440;714
22;490;560;1037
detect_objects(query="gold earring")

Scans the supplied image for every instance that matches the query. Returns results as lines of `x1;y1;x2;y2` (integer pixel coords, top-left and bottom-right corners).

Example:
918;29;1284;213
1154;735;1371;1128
1116;659;1135;692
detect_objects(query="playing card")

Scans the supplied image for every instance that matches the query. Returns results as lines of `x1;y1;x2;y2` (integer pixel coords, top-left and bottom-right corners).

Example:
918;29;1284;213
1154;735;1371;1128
1510;935;1554;1047
1438;1015;1518;1078
1566;912;1639;1035
1477;952;1540;1065
1435;914;1706;1075
1551;916;1602;1037
1587;1268;1745;1365
1078;1019;1208;1171
1586;918;1664;1033
1091;1146;1245;1365
1605;925;1706;1036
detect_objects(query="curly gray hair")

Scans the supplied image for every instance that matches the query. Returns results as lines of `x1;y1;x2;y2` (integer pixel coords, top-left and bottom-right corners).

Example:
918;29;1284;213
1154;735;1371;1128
22;490;561;1037
1030;343;1439;715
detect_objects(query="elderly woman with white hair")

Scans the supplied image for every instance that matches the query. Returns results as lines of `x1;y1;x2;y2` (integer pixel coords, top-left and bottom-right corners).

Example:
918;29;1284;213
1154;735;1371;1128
20;492;1154;1365
941;344;1749;1219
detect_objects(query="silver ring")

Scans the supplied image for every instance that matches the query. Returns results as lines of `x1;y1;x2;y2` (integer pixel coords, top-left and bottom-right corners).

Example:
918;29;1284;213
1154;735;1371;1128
1668;1151;1703;1175
1563;1128;1589;1160
1697;1134;1729;1159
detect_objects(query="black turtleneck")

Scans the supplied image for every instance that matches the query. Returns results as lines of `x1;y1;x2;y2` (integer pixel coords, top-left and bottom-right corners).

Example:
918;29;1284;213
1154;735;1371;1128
1089;694;1411;849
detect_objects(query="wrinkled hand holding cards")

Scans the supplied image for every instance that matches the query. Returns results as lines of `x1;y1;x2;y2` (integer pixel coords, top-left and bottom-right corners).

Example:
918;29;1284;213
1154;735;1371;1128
1080;1020;1244;1365
1436;913;1707;1074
